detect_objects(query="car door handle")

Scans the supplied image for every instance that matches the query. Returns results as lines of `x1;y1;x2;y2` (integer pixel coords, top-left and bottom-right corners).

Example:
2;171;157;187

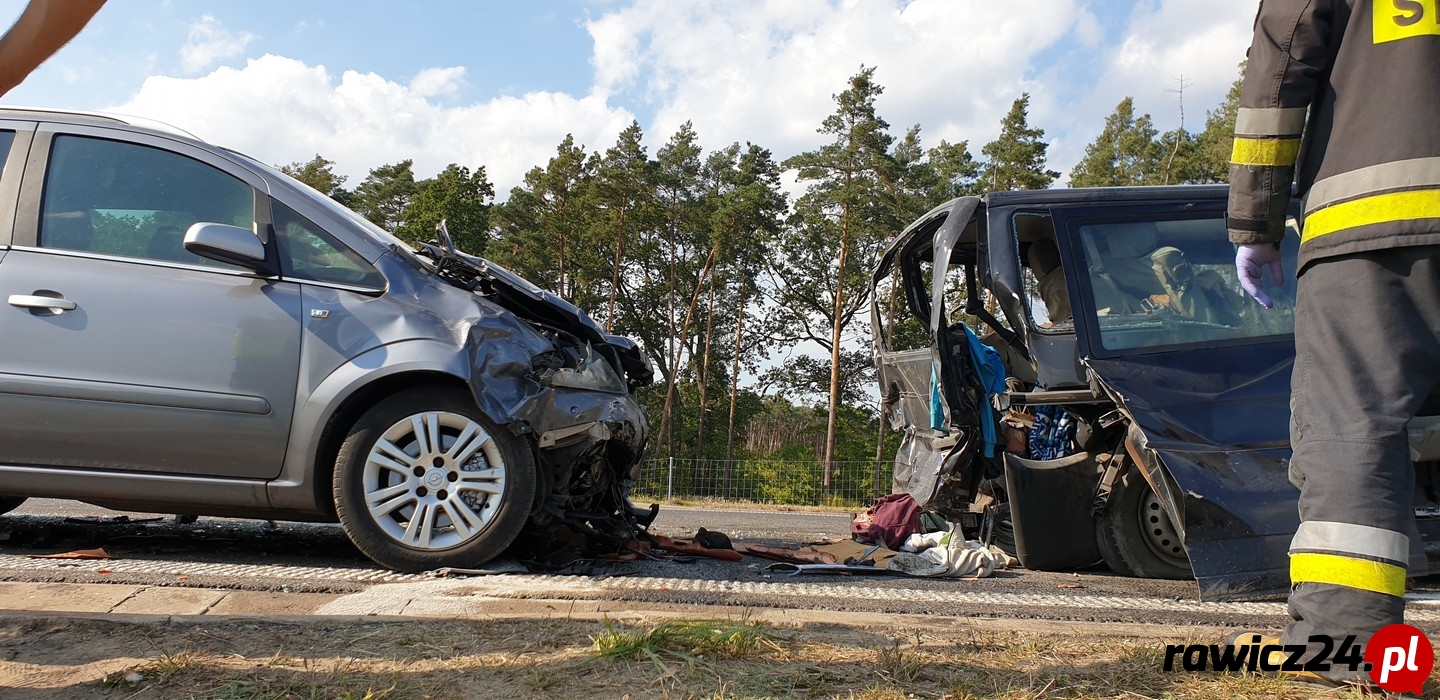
9;294;77;311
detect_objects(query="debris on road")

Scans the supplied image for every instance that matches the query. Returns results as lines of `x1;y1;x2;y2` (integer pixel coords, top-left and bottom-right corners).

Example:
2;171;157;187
27;547;111;560
762;562;890;576
426;561;529;578
731;542;838;565
650;534;743;561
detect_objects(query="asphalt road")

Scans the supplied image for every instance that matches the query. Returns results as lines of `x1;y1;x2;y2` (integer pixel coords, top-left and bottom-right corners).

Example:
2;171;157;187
4;498;1438;629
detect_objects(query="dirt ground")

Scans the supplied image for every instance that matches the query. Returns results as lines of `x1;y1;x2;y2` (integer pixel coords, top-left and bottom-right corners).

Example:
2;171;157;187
1;614;1433;699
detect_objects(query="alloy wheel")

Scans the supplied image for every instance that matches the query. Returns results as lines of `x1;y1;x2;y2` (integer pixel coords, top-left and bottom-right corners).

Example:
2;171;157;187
362;410;506;550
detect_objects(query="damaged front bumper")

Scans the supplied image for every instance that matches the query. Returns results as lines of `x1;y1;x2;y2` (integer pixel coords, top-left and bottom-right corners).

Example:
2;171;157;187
457;307;650;543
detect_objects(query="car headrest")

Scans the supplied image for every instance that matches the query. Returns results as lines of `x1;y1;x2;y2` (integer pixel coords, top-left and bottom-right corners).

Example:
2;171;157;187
1106;222;1160;258
1027;239;1061;276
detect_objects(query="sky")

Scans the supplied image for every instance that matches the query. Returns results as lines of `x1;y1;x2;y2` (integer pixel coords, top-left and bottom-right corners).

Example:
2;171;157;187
0;0;1258;198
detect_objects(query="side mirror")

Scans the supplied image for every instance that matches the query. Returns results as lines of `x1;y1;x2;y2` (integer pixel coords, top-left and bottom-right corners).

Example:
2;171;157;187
184;222;276;275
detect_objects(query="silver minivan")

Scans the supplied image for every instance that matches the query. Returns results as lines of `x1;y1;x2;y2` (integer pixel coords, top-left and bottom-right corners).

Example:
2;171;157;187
0;108;653;572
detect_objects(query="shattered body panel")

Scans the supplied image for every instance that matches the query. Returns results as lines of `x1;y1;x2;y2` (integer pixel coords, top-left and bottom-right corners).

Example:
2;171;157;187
424;251;652;540
1087;344;1298;600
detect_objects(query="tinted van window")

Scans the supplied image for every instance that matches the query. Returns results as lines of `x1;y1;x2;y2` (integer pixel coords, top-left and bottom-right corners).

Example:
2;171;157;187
1075;214;1298;352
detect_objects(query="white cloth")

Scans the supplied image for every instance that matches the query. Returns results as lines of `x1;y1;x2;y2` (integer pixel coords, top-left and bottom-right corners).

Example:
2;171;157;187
887;525;1006;578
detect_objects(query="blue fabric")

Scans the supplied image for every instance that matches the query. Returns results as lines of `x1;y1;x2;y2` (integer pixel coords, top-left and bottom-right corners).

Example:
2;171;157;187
927;325;1009;456
1029;404;1073;460
930;365;947;433
963;326;1009;458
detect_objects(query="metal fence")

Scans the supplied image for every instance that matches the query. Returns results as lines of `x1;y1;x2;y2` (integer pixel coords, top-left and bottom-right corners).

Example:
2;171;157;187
631;458;886;508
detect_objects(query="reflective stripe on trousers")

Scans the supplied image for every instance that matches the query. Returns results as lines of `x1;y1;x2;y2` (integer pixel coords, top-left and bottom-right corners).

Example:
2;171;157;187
1290;520;1409;597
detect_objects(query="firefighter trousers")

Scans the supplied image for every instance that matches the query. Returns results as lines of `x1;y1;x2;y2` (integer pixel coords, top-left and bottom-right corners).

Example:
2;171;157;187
1284;244;1440;680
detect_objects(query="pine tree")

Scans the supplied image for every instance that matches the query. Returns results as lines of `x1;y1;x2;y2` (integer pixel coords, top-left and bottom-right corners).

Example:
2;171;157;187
774;66;898;496
351;160;418;232
278;154;351;204
1069;97;1163;187
980;94;1060;191
593;122;656;332
488;136;596;301
1190;63;1245;183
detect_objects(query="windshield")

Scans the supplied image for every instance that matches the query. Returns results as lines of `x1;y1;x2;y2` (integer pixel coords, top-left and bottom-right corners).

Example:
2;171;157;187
1073;213;1298;353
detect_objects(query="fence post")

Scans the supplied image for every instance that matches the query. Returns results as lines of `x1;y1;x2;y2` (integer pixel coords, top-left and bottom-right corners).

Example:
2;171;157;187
666;456;675;501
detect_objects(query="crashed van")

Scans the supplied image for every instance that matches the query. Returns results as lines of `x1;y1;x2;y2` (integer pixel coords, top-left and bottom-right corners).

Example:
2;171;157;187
0;108;654;573
872;185;1440;600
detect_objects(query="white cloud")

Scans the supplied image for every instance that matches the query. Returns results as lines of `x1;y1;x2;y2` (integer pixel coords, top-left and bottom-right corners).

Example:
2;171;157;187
581;0;1257;181
107;0;1257;198
584;0;1093;165
1046;0;1255;174
107;55;636;194
180;15;257;74
408;67;466;99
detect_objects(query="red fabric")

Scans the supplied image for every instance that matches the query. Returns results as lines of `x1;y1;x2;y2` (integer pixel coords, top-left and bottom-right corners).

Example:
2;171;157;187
861;493;922;550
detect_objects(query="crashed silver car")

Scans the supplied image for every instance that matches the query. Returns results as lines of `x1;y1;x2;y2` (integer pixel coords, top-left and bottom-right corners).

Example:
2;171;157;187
873;186;1440;599
0;108;653;572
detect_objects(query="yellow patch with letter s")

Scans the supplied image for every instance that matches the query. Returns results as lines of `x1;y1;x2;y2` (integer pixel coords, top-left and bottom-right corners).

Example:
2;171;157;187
1375;0;1440;43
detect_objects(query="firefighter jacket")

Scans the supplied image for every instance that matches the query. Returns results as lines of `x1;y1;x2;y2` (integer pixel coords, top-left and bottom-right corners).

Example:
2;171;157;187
1227;0;1440;272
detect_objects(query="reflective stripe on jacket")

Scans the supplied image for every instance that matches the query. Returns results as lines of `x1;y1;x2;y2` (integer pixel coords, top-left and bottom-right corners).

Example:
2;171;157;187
1227;0;1440;272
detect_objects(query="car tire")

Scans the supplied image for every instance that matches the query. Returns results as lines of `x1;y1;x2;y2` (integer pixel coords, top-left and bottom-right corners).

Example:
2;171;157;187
1096;469;1192;580
333;387;536;573
0;497;25;515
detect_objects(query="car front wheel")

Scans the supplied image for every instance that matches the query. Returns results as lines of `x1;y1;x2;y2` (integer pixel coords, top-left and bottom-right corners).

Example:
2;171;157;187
334;387;536;572
1095;469;1192;580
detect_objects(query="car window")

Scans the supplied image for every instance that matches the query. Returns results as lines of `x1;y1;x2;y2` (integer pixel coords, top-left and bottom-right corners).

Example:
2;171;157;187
39;134;253;269
1013;212;1073;332
272;201;383;288
0;130;16;178
1074;213;1298;352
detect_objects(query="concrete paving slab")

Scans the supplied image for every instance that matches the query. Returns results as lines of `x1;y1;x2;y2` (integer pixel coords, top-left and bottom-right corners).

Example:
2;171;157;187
204;590;337;617
109;586;227;615
0;582;140;613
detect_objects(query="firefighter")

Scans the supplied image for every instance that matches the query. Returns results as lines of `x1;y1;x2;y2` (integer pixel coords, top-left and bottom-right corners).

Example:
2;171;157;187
1227;0;1440;689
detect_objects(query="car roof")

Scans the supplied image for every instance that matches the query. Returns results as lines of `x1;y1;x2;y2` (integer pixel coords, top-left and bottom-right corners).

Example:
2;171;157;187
983;184;1229;207
0;106;209;143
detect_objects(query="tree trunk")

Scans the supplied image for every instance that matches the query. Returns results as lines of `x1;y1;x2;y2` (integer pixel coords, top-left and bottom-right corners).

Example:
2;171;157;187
873;280;898;498
557;226;568;300
725;284;746;496
822;213;851;499
695;276;717;481
659;215;679;457
606;204;627;332
658;244;719;460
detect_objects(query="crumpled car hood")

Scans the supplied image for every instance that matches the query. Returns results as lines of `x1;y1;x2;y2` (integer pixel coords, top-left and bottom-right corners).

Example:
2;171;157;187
456;252;654;388
1086;339;1300;600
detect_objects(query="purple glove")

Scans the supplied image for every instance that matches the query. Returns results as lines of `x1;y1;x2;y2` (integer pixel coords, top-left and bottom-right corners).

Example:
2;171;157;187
1235;243;1284;309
